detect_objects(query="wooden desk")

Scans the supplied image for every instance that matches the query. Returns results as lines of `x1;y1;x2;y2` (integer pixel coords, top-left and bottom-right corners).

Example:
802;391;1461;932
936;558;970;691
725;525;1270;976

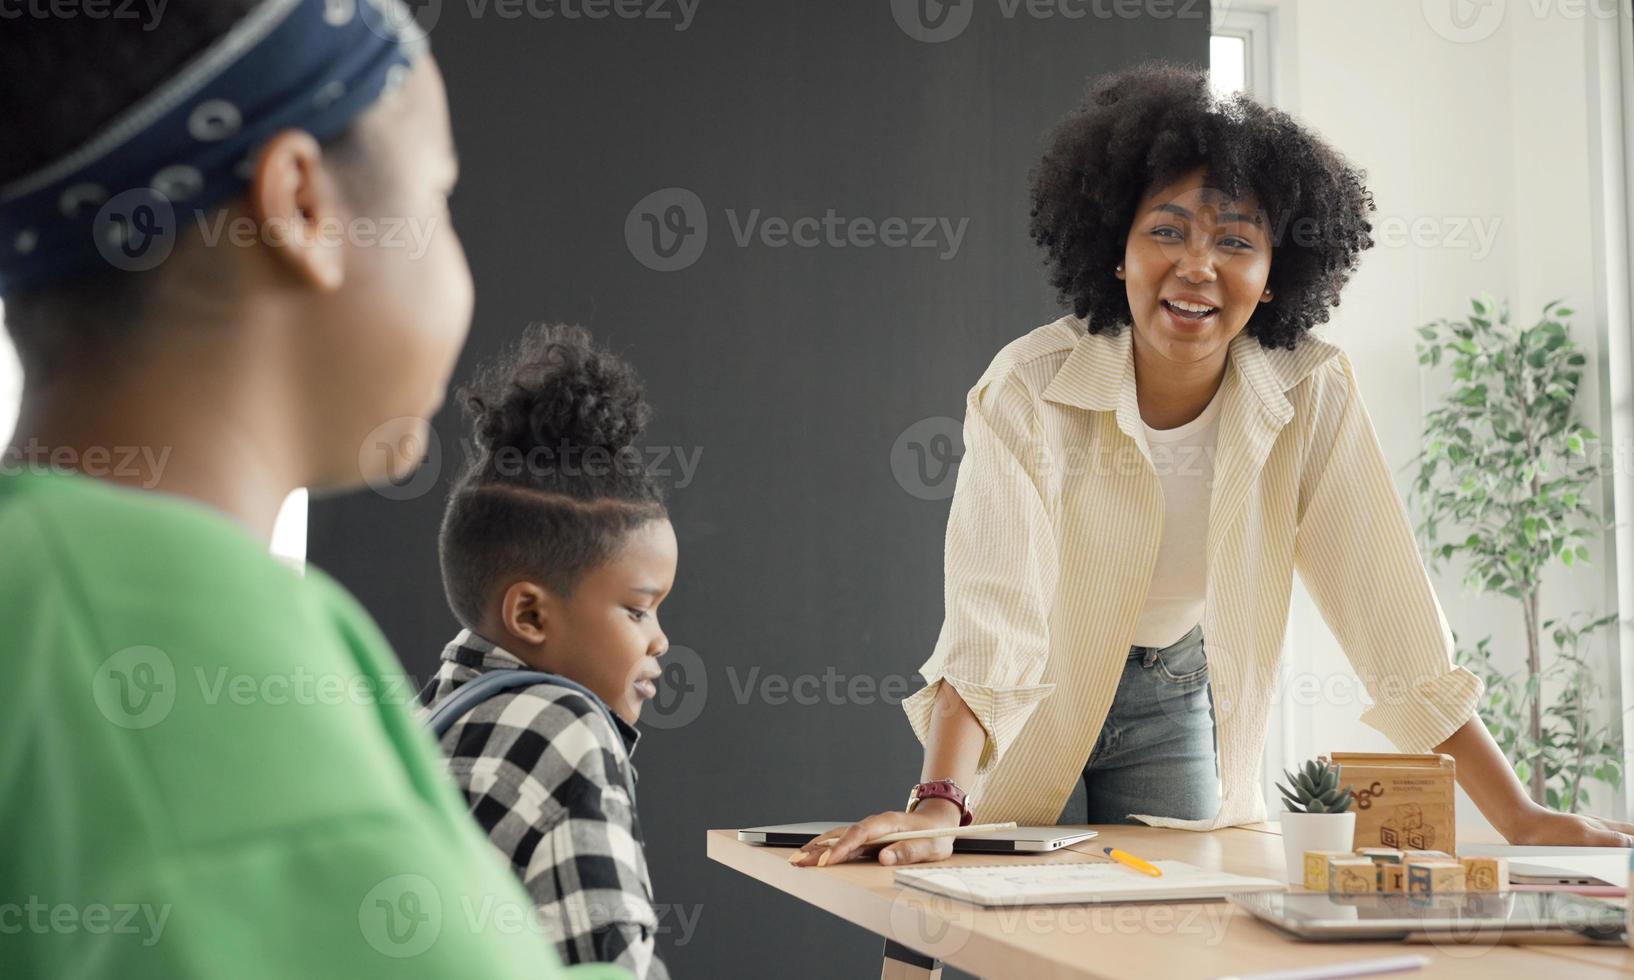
706;824;1633;979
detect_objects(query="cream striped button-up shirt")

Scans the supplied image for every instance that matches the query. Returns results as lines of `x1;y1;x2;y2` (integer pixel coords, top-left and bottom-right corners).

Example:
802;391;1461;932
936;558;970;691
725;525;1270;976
903;316;1484;830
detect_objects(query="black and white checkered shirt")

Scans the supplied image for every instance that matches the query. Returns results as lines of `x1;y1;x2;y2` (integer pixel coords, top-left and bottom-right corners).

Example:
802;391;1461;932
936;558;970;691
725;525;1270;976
420;630;668;980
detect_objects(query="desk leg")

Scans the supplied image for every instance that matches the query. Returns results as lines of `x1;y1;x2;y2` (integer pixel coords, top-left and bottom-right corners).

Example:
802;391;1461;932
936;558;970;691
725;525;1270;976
880;938;943;980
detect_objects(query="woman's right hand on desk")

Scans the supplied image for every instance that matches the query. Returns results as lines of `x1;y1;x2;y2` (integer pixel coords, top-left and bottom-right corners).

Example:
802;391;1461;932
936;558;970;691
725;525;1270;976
788;799;965;868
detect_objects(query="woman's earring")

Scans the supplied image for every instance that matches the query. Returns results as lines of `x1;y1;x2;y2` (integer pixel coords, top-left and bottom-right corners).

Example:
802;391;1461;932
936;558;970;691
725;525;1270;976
1115;263;1124;276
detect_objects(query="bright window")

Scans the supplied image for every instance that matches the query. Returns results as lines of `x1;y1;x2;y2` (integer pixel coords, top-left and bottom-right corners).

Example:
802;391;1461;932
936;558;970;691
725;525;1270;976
271;488;309;569
1212;5;1276;104
0;306;17;447
1210;34;1247;98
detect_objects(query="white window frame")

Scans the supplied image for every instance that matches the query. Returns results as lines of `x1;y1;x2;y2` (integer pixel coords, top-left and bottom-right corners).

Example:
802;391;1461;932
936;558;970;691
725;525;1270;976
1212;3;1278;106
1593;0;1634;820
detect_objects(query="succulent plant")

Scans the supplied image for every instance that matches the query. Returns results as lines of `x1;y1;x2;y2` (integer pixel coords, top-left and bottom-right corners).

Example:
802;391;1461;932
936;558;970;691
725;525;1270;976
1278;758;1355;814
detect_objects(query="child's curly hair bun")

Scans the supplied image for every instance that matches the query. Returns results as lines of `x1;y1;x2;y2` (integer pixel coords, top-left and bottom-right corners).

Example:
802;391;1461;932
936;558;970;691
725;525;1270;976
463;323;653;458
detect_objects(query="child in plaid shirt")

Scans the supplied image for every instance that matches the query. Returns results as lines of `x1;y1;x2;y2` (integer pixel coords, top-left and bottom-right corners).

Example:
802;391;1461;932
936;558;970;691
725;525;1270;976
421;324;677;979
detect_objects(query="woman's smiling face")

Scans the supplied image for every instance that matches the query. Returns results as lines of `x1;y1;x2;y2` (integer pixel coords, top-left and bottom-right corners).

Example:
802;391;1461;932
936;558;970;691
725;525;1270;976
1117;166;1274;365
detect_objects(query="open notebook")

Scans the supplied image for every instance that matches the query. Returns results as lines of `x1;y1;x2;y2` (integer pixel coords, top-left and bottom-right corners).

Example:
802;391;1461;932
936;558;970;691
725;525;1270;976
894;860;1285;907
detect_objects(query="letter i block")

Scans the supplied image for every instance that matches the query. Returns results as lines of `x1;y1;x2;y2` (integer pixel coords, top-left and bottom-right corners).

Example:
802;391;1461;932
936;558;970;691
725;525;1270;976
1328;858;1379;895
1303;851;1356;891
1460;856;1509;893
1356;848;1404;893
1406;861;1465;897
1379;864;1405;894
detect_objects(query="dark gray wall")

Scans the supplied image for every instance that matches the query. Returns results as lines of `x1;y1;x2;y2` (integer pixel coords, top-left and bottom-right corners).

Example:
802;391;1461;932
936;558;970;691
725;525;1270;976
311;3;1206;976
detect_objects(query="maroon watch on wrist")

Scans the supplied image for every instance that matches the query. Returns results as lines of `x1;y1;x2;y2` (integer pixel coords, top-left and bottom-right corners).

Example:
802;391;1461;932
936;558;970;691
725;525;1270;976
906;779;973;826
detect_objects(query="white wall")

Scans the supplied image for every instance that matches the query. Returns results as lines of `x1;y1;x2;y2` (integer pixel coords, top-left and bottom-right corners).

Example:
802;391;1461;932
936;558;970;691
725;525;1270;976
1246;0;1627;824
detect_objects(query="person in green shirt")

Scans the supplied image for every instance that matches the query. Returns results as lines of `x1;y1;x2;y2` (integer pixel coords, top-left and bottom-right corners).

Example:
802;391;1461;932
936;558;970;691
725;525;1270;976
0;2;624;977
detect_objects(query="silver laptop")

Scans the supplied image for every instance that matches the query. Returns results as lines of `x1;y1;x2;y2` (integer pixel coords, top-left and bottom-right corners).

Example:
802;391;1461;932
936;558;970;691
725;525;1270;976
737;821;1098;854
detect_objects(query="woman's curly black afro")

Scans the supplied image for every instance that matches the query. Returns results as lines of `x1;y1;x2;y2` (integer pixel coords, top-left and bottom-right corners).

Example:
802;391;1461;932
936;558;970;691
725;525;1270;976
1029;61;1376;351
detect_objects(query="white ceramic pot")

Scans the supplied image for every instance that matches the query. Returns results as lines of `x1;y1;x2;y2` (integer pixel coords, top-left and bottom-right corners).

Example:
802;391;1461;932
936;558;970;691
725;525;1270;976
1279;810;1357;886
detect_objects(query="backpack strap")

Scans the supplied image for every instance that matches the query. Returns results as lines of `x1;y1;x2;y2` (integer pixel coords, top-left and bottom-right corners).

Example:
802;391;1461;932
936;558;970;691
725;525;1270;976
426;669;550;738
424;669;638;804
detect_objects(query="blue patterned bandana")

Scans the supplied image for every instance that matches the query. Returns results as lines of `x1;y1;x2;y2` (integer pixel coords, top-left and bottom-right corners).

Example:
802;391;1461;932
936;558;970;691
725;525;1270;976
0;0;428;297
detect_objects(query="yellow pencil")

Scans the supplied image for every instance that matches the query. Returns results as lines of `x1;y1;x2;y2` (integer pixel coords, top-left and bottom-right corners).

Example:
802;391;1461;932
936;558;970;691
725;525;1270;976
1102;846;1163;877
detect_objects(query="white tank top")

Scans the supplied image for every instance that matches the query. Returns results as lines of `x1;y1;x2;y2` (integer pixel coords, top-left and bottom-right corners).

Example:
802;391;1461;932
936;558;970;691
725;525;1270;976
1130;385;1224;649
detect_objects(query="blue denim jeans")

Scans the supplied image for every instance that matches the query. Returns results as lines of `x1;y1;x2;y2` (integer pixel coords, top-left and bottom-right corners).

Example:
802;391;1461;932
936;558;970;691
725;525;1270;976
1078;623;1221;824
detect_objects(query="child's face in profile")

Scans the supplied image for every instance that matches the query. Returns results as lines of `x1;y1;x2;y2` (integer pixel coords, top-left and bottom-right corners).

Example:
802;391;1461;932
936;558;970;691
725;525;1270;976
546;519;679;725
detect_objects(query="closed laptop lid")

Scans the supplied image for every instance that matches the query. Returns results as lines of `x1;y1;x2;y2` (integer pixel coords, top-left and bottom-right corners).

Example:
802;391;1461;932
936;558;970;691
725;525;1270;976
736;822;1098;852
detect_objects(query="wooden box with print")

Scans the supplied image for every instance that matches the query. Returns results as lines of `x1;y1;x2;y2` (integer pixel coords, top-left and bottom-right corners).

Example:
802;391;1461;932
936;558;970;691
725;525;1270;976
1325;752;1457;854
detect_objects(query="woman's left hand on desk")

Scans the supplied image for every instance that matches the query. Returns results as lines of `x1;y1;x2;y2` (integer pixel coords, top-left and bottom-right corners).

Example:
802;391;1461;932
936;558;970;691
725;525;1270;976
1505;807;1634;847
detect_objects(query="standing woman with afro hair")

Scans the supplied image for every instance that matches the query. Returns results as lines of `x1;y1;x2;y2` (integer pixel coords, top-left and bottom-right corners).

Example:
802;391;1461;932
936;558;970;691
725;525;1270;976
800;62;1634;870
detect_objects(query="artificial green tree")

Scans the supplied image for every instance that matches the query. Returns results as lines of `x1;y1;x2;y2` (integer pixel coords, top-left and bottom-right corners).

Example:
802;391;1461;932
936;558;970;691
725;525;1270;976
1409;296;1621;809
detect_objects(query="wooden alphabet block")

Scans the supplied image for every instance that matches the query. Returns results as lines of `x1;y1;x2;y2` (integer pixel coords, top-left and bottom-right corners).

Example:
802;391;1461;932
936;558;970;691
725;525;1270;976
1354;847;1404;892
1460;855;1509;893
1302;851;1357;891
1379;863;1405;894
1406;860;1465;897
1328;858;1379;894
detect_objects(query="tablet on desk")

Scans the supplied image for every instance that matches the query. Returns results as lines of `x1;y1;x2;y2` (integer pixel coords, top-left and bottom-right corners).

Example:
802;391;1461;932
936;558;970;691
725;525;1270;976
737;822;1098;853
896;860;1284;906
1230;891;1627;943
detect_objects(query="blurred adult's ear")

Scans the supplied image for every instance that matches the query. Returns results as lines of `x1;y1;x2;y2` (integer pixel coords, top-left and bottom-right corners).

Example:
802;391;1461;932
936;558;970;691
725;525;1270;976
247;130;349;291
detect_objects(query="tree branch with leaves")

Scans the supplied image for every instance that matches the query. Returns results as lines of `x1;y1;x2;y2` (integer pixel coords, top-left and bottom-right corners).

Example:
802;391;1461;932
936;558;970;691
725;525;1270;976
1408;295;1619;808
